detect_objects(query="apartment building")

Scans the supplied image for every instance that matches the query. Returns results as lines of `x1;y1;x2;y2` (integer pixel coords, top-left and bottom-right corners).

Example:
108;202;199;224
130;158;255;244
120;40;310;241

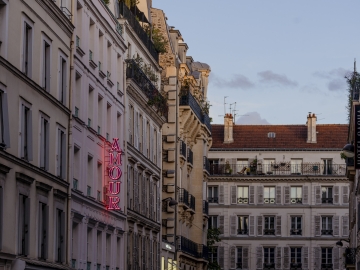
151;8;213;270
208;114;349;270
0;0;73;269
69;0;127;269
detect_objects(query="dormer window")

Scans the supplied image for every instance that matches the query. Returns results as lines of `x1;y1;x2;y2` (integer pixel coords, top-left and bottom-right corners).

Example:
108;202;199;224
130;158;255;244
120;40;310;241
268;132;276;138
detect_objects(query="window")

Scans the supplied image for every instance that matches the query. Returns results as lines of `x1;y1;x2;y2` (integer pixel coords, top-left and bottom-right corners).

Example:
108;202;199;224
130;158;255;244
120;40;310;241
208;186;218;203
0;89;10;148
321;187;333;204
18;194;30;255
290;187;302;204
321;248;333;269
237;216;248;235
290;247;302;269
208;247;218;265
40;115;49;170
237;186;248;204
23;22;32;76
263;159;275;174
236;247;244;269
38;202;48;259
21;103;32;161
263;247;275;268
290;217;302;235
264;187;275;204
208;216;218;229
236;159;248;174
264;217;275;235
59;56;67;104
291;159;302;174
57;128;66;178
42;40;51;91
322;159;333;175
56;209;65;262
321;216;333;235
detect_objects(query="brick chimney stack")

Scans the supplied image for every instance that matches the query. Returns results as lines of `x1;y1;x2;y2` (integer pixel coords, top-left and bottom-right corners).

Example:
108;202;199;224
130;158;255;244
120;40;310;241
306;113;317;143
224;113;234;143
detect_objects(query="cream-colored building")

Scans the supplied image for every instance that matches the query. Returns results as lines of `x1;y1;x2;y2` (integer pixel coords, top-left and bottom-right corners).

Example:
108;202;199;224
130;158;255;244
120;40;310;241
208;114;349;270
0;0;73;269
151;8;212;270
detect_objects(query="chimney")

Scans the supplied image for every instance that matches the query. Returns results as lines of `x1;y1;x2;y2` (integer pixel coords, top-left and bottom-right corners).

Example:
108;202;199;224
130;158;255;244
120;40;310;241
306;113;317;143
224;114;234;143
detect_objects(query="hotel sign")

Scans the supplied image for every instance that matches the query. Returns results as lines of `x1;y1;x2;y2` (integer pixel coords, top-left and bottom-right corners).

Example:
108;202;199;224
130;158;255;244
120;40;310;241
355;105;360;169
105;138;123;210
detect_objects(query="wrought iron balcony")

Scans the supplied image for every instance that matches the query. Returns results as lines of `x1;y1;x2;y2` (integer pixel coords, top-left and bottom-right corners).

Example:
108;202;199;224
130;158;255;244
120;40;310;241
203;113;212;131
321;264;333;270
290;262;302;269
208;197;218;203
202;200;209;215
178;188;190;207
291;198;302;204
198;244;209;260
118;1;158;61
203;156;210;173
264;198;276;204
345;247;356;266
290;229;302;235
237;197;249;204
321;229;333;235
263;262;275;269
189;194;195;211
322;198;333;204
263;229;275;235
237;229;248;235
177;236;199;258
180;140;186;158
187;148;193;165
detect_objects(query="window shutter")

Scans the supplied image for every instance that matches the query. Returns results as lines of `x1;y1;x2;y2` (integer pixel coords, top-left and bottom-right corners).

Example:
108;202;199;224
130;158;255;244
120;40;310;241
249;216;255;236
219;185;224;204
134;111;138;149
315;186;321;204
1;93;10;148
314;215;320;236
276;186;281;204
333;215;340;236
276;216;281;236
284;186;290;204
230;215;236;236
157;131;161;166
303;186;309;204
257;216;263;236
333;247;340;270
149;179;153;220
302;247;309;269
283;247;290;269
44;205;49;259
142;175;146;215
24;197;30;256
230;246;236;269
256;247;263;269
27;109;33;161
150;127;153;162
243;247;249;269
257;186;263;205
342;216;349;236
249;186;255;204
45;122;50;170
60;210;66;262
275;247;282;269
334;186;340;204
313;247;320;270
21;105;25;158
61;132;66;179
218;246;224;269
342;186;349;204
230;186;237;204
219;215;224;234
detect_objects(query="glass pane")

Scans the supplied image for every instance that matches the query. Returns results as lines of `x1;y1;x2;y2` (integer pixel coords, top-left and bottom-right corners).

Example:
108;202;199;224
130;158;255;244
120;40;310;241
214;187;218;197
244;217;248;230
238;187;243;197
243;187;248;198
328;217;332;229
328;188;332;198
264;187;269;198
291;187;296;198
297;217;302;229
238;217;243;230
322;217;326;229
321;187;327;198
297;187;302;198
270;188;275;198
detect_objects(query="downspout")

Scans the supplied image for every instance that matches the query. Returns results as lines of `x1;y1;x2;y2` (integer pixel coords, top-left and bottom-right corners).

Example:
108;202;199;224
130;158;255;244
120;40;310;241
123;58;128;270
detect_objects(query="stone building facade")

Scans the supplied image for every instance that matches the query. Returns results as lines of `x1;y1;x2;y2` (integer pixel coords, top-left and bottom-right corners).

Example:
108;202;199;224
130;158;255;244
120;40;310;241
208;114;349;270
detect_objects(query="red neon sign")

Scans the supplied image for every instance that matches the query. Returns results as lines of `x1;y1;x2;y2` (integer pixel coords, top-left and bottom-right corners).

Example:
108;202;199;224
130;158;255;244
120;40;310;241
105;138;123;210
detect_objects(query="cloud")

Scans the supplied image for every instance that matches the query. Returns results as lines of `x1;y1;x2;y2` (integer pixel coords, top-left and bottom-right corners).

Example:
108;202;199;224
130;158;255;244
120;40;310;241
328;79;345;92
313;68;351;91
236;111;270;125
258;70;298;87
210;73;255;90
300;84;320;93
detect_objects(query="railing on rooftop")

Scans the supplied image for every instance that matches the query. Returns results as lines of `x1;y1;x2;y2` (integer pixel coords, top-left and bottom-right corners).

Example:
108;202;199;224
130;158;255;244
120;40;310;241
209;163;346;176
118;1;158;61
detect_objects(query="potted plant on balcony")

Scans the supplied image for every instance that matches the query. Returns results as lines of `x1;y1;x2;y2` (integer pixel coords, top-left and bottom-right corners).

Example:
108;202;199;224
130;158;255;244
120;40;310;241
249;159;257;174
225;161;232;174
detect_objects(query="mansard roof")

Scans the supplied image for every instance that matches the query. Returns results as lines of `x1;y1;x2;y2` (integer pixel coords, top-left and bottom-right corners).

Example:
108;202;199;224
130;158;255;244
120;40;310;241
210;124;348;150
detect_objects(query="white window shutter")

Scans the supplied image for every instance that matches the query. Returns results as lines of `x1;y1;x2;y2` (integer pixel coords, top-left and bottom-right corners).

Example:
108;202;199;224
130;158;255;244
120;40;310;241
1;92;10;148
218;246;224;269
334;186;340;204
314;216;320;236
219;185;224;204
249;216;255;236
276;216;281;236
27;109;33;161
242;247;249;269
230;186;237;204
230;215;236;236
333;215;340;236
257;216;263;236
230;246;236;269
249;186;255;204
302;186;309;204
342;216;349;236
302;246;309;269
256;247;263;269
257;186;263;204
219;215;224;234
283;247;290;269
276;186;281;204
313;247;320;269
333;247;340;270
342;186;349;204
315;186;321;204
275;247;282;269
284;186;290;204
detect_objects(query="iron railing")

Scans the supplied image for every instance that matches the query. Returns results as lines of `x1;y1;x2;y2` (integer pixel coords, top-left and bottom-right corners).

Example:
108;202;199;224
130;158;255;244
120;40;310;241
290;229;302;235
290;263;302;269
321;230;333;235
208;197;219;203
210;163;346;176
291;198;302;204
189;194;195;211
203;156;210;173
322;198;333;204
178;188;190;207
118;1;158;61
263;229;275;235
180;140;187;158
202;200;209;215
263;263;275;269
203;113;211;132
238;197;249;204
177;236;199;258
237;229;248;235
345;247;356;266
187;149;193;165
321;264;333;270
264;198;276;204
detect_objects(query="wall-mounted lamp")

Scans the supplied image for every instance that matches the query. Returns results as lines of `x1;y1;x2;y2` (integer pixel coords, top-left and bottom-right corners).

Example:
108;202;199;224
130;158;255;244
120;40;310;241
163;197;178;207
342;143;355;158
336;239;349;247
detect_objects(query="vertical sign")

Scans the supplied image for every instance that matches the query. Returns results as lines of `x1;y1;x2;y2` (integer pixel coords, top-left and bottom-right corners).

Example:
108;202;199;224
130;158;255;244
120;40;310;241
355;105;360;169
105;138;123;210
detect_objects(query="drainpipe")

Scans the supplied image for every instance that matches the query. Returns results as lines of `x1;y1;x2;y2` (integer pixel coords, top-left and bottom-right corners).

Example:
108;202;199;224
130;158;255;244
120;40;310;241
123;59;128;270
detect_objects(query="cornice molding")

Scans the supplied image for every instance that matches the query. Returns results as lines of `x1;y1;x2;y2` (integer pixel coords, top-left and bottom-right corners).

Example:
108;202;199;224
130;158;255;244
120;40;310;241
208;176;349;183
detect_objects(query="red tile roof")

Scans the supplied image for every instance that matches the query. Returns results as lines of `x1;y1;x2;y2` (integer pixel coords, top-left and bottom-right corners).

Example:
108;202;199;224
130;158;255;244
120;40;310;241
211;124;348;150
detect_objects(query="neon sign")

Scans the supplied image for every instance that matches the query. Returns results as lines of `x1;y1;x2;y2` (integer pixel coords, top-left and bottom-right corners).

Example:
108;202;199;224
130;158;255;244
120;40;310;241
105;138;123;210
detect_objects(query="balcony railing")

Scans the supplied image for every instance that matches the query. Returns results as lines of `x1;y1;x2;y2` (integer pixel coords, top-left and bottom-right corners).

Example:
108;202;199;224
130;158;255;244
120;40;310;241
203;156;210;173
263;262;275;269
237;197;249;204
118;1;158;61
187;149;193;165
322;198;333;204
209;163;346;176
208;197;218;203
201;245;209;261
290;229;302;235
237;229;248;235
290;198;302;204
263;229;275;235
290;263;302;269
180;140;186;158
202;200;209;215
345;247;356;266
178;188;190;207
321;264;333;270
264;198;275;204
125;59;167;116
177;236;199;258
189;194;195;211
321;229;333;235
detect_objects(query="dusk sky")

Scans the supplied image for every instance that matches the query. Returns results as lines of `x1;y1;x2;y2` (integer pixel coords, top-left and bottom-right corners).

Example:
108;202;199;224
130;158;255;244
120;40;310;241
152;0;360;125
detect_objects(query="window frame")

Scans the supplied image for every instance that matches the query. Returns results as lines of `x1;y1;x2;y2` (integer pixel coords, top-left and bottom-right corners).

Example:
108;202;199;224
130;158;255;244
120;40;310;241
290;186;302;204
264;186;275;204
237;216;249;235
321;247;333;268
57;125;66;179
22;17;34;77
264;216;275;235
263;247;275;265
321;186;333;204
290;216;302;235
208;186;219;203
0;85;10;149
290;247;302;267
41;34;52;92
58;51;68;105
20;99;32;161
237;186;249;204
208;215;218;229
39;113;50;171
321;216;333;235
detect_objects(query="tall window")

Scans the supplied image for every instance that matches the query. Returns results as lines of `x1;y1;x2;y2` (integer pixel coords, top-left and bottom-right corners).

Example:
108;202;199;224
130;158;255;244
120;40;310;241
57;128;66;178
264;217;275;235
56;209;65;262
321;216;333;235
290;247;302;268
208;186;218;203
38;202;48;259
263;247;275;267
290;187;302;204
59;56;67;104
237;216;248;235
40;116;49;170
21;104;32;161
237;186;248;204
209;247;218;265
208;216;218;229
321;187;333;204
290;159;302;174
43;41;50;91
0;90;10;148
23;22;32;76
264;187;275;204
321;248;333;268
322;159;333;175
236;247;243;269
18;194;30;255
290;216;302;235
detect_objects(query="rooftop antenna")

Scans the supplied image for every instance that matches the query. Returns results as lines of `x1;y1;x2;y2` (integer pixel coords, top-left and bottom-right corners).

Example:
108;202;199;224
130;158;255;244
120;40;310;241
355;58;357;73
229;102;235;116
224;96;228;115
233;109;239;124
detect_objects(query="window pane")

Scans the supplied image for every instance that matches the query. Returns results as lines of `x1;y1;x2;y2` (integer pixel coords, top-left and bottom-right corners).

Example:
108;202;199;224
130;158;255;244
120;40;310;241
296;187;302;198
291;187;296;198
270;188;275;198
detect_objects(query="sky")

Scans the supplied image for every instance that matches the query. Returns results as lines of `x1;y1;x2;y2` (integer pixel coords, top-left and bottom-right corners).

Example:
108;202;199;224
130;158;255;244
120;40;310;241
152;0;360;125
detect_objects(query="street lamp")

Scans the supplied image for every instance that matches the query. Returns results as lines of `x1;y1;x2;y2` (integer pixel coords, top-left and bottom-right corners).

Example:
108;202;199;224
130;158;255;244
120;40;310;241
162;197;178;207
342;143;355;158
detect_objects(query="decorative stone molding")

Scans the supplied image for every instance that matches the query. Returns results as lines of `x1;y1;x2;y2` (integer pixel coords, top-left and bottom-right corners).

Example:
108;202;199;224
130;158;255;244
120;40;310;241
16;172;34;185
